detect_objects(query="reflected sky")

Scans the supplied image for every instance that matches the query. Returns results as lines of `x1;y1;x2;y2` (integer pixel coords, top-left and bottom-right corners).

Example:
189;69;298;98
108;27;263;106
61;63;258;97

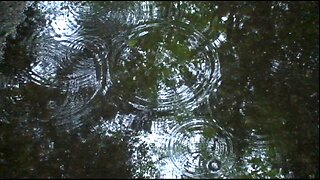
0;1;318;179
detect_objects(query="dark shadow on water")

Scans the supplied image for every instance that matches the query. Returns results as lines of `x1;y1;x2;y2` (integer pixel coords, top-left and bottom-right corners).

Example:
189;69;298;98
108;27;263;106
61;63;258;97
0;1;318;179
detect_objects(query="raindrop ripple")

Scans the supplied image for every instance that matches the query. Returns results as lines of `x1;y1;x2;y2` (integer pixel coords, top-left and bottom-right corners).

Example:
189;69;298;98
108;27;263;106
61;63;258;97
166;119;235;178
27;35;109;128
110;20;221;111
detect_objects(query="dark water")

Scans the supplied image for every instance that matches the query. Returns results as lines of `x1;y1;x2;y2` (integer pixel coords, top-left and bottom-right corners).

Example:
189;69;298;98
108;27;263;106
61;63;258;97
0;1;318;178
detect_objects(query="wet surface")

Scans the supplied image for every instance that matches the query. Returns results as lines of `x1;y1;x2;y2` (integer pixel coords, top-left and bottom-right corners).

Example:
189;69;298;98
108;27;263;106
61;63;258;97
0;1;319;178
110;20;221;111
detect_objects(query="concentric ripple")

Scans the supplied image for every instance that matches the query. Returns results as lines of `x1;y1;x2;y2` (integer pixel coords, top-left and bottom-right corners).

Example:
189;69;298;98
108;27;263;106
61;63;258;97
110;20;221;111
166;119;235;178
36;1;92;40
27;35;109;127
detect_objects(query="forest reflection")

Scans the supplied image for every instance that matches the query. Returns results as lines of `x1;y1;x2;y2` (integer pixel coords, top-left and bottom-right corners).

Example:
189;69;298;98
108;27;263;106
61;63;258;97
0;1;318;179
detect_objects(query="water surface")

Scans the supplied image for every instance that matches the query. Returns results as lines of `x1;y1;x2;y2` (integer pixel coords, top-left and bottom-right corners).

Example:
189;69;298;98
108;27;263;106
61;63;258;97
0;1;318;178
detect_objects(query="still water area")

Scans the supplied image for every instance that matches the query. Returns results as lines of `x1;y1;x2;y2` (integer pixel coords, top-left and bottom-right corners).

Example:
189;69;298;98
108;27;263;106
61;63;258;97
0;1;318;178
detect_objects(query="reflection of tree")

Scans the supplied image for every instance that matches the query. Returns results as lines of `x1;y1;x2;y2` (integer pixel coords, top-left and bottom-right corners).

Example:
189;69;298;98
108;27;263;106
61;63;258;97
0;1;318;179
110;18;220;112
0;117;133;178
208;1;319;178
0;2;132;178
108;1;317;179
90;1;319;178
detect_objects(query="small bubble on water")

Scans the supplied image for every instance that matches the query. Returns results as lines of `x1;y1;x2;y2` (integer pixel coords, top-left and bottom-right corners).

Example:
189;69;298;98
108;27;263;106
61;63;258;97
207;159;221;171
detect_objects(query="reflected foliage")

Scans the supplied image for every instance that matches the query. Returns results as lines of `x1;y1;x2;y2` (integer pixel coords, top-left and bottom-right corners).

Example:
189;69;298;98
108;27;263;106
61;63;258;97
0;1;319;179
208;1;319;178
0;119;132;178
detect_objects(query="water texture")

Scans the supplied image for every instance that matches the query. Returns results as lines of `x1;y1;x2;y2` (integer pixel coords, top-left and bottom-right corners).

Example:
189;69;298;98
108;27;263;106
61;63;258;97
0;1;318;179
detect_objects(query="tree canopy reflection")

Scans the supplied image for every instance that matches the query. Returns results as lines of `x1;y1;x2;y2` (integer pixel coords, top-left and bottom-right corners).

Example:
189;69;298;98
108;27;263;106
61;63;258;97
0;1;318;179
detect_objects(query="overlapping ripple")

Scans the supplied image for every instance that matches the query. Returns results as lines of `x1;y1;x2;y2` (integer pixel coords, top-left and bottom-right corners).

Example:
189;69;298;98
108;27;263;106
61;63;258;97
27;35;109;128
166;119;235;178
127;116;235;178
35;1;92;40
110;20;221;111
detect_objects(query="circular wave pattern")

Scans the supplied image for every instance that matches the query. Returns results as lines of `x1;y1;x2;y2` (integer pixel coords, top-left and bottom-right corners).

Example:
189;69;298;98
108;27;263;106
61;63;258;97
36;1;92;40
110;20;221;111
28;36;109;127
166;119;235;178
